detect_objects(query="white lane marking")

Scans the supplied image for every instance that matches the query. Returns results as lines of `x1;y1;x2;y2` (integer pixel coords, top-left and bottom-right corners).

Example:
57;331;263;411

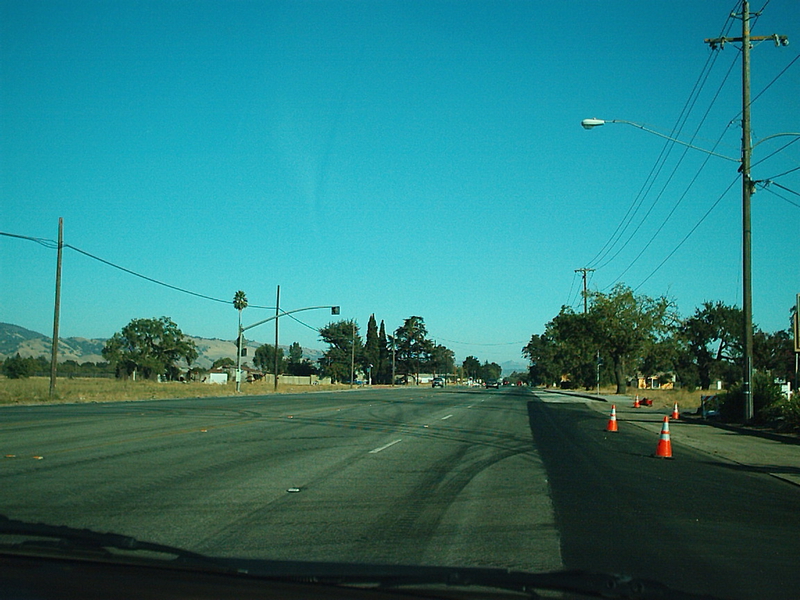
441;414;453;420
369;439;403;454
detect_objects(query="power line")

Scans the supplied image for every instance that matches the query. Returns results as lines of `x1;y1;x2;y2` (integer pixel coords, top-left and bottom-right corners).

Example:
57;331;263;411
634;176;738;292
64;244;233;305
1;230;279;310
761;182;800;208
586;12;737;272
764;164;800;180
0;231;59;249
432;336;529;348
596;54;738;289
752;136;799;168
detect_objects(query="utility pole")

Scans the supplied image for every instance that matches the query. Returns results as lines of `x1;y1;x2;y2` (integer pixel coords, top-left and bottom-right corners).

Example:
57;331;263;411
49;218;63;398
350;321;356;389
705;1;788;422
274;285;280;391
574;267;594;314
596;349;601;395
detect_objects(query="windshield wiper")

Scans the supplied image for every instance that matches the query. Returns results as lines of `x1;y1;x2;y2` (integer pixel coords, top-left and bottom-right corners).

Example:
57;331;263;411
0;515;229;572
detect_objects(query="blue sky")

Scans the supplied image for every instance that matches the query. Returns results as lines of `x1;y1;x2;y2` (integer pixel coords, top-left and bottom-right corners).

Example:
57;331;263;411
2;1;798;367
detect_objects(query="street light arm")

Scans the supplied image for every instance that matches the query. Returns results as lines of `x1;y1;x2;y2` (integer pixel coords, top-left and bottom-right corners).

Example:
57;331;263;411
581;118;740;162
242;305;339;333
751;132;800;150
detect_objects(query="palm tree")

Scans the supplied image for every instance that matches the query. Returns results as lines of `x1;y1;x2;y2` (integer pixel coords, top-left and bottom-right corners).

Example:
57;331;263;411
233;291;248;392
233;290;248;312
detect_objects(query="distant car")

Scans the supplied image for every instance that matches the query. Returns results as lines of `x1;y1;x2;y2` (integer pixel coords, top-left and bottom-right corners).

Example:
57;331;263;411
484;379;500;389
431;377;444;388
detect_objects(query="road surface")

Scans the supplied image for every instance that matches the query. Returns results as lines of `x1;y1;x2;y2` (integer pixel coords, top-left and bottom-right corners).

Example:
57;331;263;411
1;386;799;599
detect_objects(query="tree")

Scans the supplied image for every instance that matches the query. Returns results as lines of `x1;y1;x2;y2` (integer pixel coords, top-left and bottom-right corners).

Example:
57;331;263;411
394;316;432;383
2;354;38;379
478;361;502;382
754;328;794;383
587;284;676;394
363;315;381;383
523;334;559;387
288;341;303;365
285;342;317;376
462;356;481;380
211;357;235;369
233;290;248;370
102;317;198;380
546;308;596;389
233;290;248;312
680;301;742;390
319;320;362;383
377;320;391;384
428;344;455;376
254;344;284;375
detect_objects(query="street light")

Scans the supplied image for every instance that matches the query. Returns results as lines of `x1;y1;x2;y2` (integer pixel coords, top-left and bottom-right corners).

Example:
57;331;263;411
583;116;799;421
236;299;341;393
580;118;739;162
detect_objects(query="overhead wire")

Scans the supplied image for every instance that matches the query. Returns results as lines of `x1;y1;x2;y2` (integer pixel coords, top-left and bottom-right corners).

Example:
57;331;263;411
761;182;800;209
584;9;738;273
633;176;739;291
564;271;578;309
604;57;740;287
596;3;797;293
763;164;800;180
1;231;281;310
751;136;799;169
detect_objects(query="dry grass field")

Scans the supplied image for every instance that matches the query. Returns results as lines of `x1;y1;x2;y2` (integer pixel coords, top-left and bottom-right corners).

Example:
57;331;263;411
600;386;713;412
0;377;352;406
0;377;719;411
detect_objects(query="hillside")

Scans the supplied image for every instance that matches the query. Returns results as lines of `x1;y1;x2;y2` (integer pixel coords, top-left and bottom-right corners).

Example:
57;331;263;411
0;323;322;370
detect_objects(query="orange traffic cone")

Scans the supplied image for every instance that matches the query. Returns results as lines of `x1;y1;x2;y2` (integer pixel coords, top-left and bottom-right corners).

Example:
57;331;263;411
633;395;640;408
606;405;618;432
654;416;673;458
672;403;680;420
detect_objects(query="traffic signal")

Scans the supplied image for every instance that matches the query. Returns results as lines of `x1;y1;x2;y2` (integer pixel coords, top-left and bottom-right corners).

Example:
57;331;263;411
331;306;340;315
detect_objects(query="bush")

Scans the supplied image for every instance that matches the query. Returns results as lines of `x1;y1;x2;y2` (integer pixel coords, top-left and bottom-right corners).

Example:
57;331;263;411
718;371;784;423
759;394;800;432
2;354;38;379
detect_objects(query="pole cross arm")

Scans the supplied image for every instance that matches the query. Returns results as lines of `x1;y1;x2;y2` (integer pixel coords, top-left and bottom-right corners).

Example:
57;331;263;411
705;34;788;49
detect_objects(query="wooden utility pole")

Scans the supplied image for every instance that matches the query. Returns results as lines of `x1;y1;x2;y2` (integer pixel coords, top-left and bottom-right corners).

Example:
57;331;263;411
705;1;788;422
574;268;595;314
274;285;280;391
49;218;63;398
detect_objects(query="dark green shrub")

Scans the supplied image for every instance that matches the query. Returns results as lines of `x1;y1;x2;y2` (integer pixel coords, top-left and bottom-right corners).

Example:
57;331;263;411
718;371;784;423
2;354;37;379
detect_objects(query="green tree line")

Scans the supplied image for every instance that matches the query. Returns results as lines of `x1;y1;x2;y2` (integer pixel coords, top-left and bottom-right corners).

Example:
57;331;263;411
523;283;798;425
317;314;498;385
2;355;114;379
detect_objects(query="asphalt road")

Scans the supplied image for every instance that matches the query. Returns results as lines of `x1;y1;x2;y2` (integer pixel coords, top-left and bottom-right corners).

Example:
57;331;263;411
0;386;561;573
528;390;800;600
2;387;798;600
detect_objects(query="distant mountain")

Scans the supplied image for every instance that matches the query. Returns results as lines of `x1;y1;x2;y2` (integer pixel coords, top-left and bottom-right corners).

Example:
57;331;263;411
0;323;106;364
0;323;323;370
500;360;528;377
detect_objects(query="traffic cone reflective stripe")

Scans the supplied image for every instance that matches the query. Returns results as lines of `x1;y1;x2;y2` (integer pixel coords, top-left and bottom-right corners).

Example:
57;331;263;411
606;405;618;432
672;403;680;420
655;416;673;458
